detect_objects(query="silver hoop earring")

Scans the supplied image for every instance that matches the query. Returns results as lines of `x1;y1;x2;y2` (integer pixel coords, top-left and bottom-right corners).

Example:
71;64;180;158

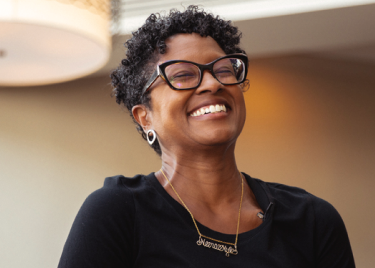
146;129;157;145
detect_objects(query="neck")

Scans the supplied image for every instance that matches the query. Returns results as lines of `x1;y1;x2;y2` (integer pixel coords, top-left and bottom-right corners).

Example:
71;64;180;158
157;143;242;208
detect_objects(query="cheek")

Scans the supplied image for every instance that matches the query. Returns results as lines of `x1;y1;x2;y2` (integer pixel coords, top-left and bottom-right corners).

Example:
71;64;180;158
235;91;247;127
151;99;184;134
240;94;246;115
152;90;191;122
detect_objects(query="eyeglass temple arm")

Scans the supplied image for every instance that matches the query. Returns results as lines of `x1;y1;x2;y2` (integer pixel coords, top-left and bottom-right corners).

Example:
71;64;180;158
142;68;161;95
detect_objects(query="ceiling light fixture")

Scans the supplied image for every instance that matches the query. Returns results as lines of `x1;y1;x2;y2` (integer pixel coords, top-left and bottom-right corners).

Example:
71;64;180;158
0;0;112;87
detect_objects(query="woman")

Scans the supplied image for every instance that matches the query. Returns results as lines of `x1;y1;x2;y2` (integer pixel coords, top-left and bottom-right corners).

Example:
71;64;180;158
59;6;355;267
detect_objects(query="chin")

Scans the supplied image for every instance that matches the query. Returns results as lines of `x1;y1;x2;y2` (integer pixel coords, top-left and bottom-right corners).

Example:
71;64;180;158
199;132;238;147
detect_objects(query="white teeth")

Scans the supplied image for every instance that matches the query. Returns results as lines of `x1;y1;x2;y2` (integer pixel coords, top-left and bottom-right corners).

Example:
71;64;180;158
209;105;215;113
191;104;228;117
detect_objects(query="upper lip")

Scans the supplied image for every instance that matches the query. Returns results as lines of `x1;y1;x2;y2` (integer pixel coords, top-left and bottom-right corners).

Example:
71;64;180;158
188;99;231;114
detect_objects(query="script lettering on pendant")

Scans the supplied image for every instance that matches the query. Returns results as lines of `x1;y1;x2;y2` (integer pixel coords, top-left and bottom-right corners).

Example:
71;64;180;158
196;236;238;257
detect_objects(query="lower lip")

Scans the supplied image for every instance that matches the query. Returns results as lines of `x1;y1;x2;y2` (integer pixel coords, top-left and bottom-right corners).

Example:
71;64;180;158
189;111;229;120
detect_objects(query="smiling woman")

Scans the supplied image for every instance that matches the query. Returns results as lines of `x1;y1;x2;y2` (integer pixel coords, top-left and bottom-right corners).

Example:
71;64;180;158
132;33;248;157
58;5;355;268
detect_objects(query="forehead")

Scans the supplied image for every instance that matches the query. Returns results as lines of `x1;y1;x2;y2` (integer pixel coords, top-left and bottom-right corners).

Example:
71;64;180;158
160;33;226;64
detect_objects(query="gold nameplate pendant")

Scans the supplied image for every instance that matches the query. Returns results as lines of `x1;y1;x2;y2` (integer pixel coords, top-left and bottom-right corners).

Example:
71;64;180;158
196;236;238;257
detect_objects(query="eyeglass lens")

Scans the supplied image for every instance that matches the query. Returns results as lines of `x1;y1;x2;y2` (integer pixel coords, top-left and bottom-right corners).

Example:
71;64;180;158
164;58;245;89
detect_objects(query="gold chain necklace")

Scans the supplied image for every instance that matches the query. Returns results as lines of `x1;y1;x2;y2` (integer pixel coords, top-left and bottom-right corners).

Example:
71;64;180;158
159;168;244;257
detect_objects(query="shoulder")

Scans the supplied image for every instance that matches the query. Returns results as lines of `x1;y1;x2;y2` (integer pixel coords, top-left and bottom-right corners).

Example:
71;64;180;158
58;175;150;267
80;175;151;220
250;177;344;227
103;173;147;188
258;180;335;214
255;179;354;267
263;180;311;201
273;182;344;227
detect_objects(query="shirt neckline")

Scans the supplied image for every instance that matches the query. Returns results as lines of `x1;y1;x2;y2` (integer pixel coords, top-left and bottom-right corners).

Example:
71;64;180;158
146;172;273;245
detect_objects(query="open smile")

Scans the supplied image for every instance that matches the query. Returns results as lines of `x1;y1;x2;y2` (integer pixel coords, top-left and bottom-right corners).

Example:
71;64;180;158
190;104;227;117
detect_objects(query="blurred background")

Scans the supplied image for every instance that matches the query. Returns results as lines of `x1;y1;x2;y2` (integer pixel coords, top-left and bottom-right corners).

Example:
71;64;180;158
1;0;374;267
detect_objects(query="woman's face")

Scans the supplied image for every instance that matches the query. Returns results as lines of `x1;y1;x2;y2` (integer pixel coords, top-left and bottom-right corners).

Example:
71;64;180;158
143;33;246;152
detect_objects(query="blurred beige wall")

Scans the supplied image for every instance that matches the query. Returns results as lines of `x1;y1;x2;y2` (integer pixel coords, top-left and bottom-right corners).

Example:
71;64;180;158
0;55;374;267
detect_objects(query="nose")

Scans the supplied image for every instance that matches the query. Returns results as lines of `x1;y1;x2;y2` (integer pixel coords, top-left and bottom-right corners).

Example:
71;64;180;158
194;70;222;95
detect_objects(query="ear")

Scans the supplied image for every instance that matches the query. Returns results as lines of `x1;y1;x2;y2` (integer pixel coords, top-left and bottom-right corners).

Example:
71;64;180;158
240;79;250;92
132;104;152;132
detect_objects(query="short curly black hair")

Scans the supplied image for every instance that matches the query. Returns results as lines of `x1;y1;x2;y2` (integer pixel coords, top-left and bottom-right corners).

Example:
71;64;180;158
110;5;246;156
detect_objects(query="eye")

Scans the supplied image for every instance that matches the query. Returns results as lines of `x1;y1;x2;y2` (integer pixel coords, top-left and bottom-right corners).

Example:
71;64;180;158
169;71;196;83
214;67;235;77
165;62;200;85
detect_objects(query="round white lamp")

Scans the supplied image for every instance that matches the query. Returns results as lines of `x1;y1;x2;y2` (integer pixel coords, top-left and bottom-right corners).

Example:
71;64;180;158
0;0;111;86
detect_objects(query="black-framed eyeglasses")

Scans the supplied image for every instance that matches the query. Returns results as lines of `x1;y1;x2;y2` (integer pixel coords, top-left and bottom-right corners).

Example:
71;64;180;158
142;53;248;95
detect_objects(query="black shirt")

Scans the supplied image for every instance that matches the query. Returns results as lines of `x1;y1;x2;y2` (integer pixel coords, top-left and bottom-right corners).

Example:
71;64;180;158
58;173;355;267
